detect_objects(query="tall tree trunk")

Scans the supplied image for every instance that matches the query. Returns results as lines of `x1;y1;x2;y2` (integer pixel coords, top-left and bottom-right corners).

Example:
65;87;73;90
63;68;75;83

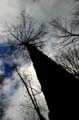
16;69;46;120
26;43;79;120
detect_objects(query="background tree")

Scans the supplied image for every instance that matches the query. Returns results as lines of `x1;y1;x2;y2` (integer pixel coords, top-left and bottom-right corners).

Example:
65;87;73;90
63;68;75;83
55;45;79;79
16;68;46;120
49;1;79;119
50;0;79;48
50;0;79;76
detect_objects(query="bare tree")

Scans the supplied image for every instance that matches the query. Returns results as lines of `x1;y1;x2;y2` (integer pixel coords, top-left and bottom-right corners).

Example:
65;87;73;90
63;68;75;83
49;0;79;79
16;68;46;120
50;17;79;48
55;45;79;79
6;9;79;120
49;1;79;49
7;11;47;53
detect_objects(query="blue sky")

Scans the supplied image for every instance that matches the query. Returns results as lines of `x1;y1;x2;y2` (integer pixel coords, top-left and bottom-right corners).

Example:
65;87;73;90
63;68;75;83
0;44;16;84
0;44;20;101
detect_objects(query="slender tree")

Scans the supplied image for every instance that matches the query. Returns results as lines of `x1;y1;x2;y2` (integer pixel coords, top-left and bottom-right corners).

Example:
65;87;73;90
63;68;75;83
16;68;46;120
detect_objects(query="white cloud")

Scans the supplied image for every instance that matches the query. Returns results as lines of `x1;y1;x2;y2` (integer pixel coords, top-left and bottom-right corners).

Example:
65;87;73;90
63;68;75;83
0;0;20;38
36;0;74;18
3;86;26;120
3;63;49;120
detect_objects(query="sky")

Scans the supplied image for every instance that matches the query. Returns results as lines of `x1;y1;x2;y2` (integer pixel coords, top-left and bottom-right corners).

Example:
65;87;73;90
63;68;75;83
0;0;74;32
0;0;75;120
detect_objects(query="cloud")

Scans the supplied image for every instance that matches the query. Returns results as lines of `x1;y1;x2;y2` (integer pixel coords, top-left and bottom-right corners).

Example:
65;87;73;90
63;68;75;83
0;0;74;36
2;86;26;120
2;64;49;120
0;0;20;42
19;0;74;20
36;0;74;18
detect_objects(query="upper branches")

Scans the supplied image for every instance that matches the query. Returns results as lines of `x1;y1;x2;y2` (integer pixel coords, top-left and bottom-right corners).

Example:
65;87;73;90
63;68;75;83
6;11;47;61
7;11;47;48
55;45;79;79
50;17;79;47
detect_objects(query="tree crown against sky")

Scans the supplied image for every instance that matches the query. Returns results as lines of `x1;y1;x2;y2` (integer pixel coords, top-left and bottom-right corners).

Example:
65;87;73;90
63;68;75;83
4;0;79;78
1;0;79;75
55;45;79;79
7;11;47;49
4;0;79;59
50;0;79;49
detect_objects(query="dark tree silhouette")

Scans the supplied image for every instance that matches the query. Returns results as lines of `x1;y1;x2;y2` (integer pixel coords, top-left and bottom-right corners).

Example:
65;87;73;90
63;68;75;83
7;11;79;120
49;1;79;119
26;43;79;120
